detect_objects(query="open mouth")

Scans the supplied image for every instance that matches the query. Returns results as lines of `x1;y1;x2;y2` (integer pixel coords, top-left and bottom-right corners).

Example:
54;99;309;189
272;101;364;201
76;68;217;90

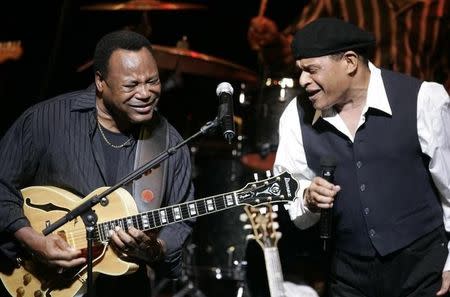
306;89;320;99
129;102;154;113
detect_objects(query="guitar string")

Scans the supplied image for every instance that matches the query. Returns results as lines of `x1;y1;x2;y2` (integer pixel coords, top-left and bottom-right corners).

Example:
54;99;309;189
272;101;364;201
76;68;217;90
62;197;234;246
54;179;287;245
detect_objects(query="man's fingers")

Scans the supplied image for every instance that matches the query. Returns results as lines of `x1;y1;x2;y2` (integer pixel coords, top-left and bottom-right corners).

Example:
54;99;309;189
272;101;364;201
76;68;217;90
52;257;86;268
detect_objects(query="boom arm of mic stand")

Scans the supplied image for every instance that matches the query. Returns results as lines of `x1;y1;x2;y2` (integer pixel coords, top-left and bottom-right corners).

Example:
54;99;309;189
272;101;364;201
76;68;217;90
42;117;220;235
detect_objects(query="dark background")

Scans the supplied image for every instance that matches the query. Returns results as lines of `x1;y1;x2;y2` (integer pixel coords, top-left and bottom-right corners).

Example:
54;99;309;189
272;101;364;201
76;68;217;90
0;1;325;296
0;0;305;135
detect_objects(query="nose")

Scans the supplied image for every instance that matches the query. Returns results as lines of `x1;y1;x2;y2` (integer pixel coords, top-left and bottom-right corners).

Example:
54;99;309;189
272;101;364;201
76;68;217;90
135;84;151;99
299;71;312;88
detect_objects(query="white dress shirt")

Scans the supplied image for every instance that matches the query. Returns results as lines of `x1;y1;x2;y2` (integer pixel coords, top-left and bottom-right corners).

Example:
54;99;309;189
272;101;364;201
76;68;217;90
274;63;450;270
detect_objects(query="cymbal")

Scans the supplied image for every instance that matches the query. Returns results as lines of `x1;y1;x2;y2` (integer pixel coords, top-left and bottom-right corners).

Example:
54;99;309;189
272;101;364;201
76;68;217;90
81;0;207;11
151;44;258;83
77;45;258;84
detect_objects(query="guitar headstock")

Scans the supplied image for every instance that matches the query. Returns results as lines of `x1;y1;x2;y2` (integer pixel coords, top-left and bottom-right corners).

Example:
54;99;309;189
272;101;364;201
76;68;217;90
243;204;281;249
235;171;298;207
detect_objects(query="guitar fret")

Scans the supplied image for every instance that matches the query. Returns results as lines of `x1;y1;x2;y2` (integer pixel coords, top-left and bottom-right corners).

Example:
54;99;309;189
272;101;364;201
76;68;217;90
167;208;175;223
136;214;143;230
225;193;235;206
196;200;207;215
141;213;150;229
98;223;105;241
159;210;168;225
205;198;215;212
153;210;161;227
148;212;156;229
188;202;197;216
126;217;134;228
119;219;125;230
170;206;182;221
132;215;139;229
180;204;189;219
172;206;182;220
214;195;224;210
94;227;101;243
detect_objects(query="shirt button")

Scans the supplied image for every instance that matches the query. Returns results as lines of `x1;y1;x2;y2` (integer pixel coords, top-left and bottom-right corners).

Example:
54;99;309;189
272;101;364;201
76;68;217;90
360;184;366;192
356;161;362;168
369;229;376;237
364;208;370;215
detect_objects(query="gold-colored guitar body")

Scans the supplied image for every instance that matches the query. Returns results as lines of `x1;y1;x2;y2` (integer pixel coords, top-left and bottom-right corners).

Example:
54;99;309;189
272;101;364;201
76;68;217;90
0;186;139;297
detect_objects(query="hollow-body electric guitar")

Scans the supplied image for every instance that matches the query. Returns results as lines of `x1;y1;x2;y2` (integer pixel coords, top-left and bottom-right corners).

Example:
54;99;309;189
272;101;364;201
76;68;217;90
0;171;298;297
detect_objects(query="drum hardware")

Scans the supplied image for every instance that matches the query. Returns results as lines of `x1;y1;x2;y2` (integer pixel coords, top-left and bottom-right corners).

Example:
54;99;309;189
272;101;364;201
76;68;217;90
264;77;296;102
240;77;301;171
238;83;251;106
80;0;207;11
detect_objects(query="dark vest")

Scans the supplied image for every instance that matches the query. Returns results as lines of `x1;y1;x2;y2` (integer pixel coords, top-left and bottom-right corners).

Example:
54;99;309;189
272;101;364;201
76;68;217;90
297;69;442;256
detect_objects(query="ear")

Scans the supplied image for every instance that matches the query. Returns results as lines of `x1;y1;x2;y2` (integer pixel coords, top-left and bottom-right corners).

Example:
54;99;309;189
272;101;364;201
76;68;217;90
95;71;104;92
342;51;359;76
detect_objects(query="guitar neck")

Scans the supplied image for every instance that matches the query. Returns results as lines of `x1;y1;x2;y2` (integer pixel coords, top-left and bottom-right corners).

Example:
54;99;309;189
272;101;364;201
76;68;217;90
96;190;239;242
264;247;286;297
93;171;297;243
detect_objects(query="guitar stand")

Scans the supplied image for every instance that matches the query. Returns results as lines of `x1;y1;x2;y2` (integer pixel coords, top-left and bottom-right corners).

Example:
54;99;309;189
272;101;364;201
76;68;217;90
82;211;98;297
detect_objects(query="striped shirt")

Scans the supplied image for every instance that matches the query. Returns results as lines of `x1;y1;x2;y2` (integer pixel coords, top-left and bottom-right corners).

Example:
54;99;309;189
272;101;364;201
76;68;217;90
0;85;194;277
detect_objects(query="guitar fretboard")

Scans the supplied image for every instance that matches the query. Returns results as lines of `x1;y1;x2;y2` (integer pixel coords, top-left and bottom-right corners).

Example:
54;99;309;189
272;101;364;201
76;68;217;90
95;191;239;242
264;247;286;297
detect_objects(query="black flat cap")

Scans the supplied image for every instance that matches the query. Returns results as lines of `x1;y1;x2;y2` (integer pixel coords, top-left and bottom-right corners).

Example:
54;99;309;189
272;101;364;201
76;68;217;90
291;17;375;59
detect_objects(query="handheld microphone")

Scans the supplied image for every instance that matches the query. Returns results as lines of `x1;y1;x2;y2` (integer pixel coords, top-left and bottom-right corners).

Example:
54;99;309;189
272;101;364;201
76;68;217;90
216;82;235;143
319;156;337;251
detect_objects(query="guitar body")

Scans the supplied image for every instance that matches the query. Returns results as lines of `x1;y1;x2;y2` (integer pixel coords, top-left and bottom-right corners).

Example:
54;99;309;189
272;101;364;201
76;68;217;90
0;186;139;297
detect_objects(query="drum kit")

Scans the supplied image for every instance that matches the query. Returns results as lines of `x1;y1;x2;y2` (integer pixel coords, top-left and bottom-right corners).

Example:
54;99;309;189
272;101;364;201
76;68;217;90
79;1;302;296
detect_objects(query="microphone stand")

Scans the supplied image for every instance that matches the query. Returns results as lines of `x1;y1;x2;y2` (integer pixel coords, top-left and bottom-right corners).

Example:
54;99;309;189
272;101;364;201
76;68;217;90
41;117;220;297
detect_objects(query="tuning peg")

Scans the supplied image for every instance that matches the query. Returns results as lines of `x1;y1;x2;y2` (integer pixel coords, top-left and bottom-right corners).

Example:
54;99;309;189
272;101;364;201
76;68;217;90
269;213;278;221
258;207;267;214
239;213;248;222
246;234;255;241
265;170;272;178
253;173;259;181
243;224;252;230
272;204;279;212
275;231;283;240
269;222;280;230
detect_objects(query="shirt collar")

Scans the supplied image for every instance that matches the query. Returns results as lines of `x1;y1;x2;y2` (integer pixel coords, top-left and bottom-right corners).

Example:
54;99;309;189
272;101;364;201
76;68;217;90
71;83;97;111
311;61;392;125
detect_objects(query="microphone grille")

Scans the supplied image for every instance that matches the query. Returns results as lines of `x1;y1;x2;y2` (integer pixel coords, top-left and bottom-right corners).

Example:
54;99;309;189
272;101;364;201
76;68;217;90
216;82;234;96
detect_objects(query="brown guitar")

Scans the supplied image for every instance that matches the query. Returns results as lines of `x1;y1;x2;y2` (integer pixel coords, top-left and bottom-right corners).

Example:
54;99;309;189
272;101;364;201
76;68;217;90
0;171;298;297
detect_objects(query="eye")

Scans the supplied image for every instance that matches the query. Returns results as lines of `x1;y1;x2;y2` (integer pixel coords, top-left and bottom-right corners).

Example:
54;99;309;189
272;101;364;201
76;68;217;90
147;77;160;85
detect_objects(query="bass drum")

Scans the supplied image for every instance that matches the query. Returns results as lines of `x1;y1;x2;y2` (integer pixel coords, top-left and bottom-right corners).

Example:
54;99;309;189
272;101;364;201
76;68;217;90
183;138;253;296
240;78;302;172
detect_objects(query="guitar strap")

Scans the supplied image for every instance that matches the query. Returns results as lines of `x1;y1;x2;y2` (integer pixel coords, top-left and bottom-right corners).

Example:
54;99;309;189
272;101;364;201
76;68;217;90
132;114;169;212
